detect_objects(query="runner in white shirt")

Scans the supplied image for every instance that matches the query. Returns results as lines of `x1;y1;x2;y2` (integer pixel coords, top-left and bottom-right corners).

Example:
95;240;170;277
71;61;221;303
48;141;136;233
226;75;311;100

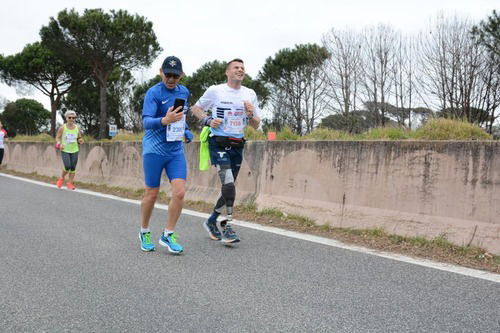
192;58;261;243
0;121;7;166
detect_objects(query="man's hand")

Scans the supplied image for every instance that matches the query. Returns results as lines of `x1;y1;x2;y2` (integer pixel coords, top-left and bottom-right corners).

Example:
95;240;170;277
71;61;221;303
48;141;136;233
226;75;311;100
243;100;254;118
161;106;184;125
184;129;193;143
210;118;222;128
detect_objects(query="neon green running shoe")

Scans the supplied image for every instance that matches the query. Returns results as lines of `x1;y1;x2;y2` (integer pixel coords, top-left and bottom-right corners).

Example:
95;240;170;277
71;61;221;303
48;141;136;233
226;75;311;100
159;232;183;254
139;232;155;252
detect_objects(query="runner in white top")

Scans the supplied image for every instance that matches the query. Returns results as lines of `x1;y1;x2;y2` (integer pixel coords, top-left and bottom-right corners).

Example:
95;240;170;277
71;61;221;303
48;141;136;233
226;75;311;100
0;121;7;166
196;84;260;139
192;58;261;243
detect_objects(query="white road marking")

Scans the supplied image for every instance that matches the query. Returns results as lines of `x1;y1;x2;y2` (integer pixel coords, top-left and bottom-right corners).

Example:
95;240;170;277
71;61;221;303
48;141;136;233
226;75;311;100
2;172;499;283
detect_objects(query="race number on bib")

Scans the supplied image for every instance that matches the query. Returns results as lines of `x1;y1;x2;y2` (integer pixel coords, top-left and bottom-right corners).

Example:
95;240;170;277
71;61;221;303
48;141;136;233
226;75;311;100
166;115;186;141
224;110;245;135
65;133;77;143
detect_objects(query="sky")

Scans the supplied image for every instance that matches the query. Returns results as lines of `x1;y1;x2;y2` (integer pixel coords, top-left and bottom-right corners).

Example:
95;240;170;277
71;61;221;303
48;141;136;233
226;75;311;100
0;0;497;110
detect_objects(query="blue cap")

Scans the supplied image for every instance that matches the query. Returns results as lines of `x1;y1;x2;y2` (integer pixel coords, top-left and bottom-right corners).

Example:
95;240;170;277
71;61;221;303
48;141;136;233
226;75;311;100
161;56;183;75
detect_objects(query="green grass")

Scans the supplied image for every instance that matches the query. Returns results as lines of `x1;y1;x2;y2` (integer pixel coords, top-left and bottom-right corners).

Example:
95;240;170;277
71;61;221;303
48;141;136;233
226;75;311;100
113;132;144;141
276;127;300;140
237;202;258;214
303;128;352;140
257;208;285;218
244;127;267;140
358;127;412;140
10;133;54;142
288;213;315;227
9;118;494;143
344;227;387;237
413;118;492;140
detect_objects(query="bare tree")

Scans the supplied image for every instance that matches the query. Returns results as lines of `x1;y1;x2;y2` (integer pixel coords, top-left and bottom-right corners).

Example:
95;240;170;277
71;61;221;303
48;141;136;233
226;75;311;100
418;14;500;128
361;25;398;126
392;34;417;128
321;28;363;132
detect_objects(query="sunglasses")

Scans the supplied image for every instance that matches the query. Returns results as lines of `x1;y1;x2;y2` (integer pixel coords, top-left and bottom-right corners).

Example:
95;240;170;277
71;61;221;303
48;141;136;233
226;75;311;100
67;116;76;119
165;73;180;79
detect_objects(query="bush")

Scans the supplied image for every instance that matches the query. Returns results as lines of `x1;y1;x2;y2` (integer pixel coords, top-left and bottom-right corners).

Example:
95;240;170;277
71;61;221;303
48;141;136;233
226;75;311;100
244;127;266;141
277;127;300;140
359;127;411;140
413;118;492;140
113;132;144;141
10;133;53;142
304;128;351;140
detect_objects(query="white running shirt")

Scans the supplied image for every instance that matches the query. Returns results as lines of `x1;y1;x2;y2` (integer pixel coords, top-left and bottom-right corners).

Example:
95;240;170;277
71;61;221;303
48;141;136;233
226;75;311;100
0;130;5;149
195;83;260;138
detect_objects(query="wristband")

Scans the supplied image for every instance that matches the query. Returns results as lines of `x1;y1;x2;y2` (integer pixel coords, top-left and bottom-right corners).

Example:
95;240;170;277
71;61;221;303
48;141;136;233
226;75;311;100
201;116;212;127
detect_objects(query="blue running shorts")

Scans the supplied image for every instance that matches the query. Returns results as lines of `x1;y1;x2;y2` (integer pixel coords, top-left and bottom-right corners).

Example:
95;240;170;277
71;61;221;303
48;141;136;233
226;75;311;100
143;153;187;188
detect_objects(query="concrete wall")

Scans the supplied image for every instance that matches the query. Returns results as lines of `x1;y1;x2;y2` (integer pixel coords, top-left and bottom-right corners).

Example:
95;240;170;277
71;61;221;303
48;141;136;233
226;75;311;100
3;140;499;254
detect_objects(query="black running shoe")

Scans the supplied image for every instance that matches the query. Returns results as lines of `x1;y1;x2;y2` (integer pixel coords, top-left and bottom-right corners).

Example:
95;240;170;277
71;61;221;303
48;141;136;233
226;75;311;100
220;222;240;243
204;219;222;240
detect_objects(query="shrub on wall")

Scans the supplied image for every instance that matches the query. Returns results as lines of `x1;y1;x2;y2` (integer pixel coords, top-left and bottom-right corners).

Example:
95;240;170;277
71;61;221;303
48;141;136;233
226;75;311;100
413;119;492;140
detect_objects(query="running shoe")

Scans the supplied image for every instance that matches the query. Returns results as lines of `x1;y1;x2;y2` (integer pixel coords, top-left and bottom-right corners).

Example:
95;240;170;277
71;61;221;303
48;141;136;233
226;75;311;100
220;222;240;243
66;183;76;190
159;233;183;254
139;232;155;252
56;178;64;188
204;219;222;240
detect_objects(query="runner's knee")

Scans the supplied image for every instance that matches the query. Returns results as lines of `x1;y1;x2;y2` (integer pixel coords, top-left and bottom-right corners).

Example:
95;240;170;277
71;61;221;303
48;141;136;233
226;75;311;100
143;188;159;203
171;185;185;201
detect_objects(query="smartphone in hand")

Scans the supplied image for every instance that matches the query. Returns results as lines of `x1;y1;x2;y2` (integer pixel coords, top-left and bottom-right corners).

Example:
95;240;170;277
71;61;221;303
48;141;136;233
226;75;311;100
173;98;185;113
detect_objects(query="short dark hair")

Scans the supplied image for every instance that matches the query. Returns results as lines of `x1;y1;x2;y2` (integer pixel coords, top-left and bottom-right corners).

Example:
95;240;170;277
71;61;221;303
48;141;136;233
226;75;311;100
226;58;244;70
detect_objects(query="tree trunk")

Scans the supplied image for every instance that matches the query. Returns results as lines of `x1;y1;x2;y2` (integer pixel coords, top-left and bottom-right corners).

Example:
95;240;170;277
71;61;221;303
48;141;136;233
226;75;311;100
98;80;108;139
50;95;57;137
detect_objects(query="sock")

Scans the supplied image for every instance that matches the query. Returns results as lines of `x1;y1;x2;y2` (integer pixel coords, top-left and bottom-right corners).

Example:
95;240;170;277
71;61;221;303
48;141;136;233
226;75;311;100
208;210;221;223
164;229;174;236
140;228;150;234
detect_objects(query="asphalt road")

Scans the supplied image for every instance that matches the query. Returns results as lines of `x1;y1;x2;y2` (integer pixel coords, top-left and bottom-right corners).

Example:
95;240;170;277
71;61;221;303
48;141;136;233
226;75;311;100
1;175;499;333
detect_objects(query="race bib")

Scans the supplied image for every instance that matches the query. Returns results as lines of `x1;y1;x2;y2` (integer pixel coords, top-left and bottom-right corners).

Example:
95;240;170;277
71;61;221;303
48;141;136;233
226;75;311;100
65;133;77;144
166;115;186;141
223;109;245;134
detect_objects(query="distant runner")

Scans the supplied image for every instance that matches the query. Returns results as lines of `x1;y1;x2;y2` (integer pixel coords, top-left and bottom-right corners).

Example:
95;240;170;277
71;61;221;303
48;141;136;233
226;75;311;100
0;121;7;166
55;111;84;190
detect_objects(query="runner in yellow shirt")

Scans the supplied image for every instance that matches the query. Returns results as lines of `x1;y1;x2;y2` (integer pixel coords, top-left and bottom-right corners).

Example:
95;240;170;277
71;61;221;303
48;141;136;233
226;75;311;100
55;111;84;190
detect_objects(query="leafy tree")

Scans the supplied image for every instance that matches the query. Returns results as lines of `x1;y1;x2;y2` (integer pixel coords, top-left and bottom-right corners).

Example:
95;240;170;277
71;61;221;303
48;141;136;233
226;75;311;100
472;10;500;59
259;44;330;134
40;8;162;138
319;110;394;133
182;60;227;106
62;68;134;136
0;42;86;136
471;10;500;133
1;98;50;135
128;75;161;132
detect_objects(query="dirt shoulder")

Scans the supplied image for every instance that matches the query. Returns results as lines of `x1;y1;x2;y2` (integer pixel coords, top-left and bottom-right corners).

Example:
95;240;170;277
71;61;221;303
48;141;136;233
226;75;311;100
2;168;499;274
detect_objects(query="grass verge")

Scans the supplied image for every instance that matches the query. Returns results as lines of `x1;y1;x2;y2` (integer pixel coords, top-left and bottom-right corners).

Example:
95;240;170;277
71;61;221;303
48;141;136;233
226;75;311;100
1;168;498;274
